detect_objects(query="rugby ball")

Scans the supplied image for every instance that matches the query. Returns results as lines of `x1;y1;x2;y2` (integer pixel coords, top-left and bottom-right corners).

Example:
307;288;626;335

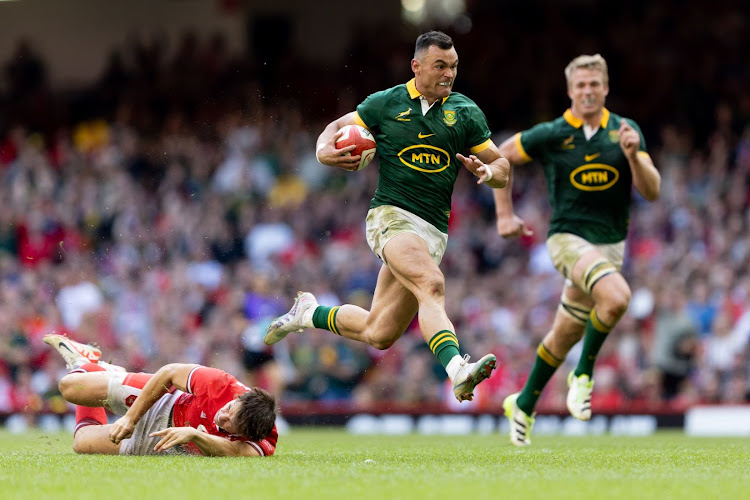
335;124;377;170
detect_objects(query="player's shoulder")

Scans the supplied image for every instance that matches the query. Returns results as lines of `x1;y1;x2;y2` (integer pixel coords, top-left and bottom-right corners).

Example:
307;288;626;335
606;109;642;130
367;82;408;101
189;365;235;385
445;91;480;109
524;114;568;138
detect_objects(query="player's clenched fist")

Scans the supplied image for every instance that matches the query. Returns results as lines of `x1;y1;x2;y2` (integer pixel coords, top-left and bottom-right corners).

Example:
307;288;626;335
496;214;533;239
109;415;136;444
619;120;640;159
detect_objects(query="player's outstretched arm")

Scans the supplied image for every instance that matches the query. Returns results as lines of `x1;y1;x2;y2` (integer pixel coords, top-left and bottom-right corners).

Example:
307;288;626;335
492;134;533;239
620;120;660;201
316;111;361;171
109;363;199;444
150;427;261;457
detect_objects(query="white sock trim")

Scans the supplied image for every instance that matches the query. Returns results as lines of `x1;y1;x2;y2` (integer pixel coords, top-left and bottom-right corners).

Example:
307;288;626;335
301;305;316;328
445;354;464;381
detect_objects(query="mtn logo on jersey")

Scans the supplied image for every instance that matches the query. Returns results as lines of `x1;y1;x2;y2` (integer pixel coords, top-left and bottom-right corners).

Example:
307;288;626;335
398;145;451;173
570;164;619;191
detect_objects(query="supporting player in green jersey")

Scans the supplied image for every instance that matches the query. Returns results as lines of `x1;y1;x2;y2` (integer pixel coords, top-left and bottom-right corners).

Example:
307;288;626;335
265;31;510;403
495;54;661;445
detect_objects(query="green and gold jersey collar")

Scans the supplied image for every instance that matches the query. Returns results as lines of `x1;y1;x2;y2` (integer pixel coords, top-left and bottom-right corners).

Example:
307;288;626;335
406;78;451;104
563;108;611;129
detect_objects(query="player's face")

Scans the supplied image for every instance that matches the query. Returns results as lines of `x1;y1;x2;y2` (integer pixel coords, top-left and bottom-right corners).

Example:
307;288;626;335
412;45;458;102
567;68;609;118
214;399;241;434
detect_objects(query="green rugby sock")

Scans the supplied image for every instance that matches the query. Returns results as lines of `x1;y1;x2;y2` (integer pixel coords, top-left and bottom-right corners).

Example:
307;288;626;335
428;330;460;369
312;305;341;335
574;309;611;378
516;343;561;415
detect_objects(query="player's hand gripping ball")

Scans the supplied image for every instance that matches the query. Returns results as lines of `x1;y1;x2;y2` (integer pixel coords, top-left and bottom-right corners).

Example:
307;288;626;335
335;125;377;170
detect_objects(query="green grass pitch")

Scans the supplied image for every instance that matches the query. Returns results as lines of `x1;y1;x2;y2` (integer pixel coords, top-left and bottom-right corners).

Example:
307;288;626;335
1;428;748;500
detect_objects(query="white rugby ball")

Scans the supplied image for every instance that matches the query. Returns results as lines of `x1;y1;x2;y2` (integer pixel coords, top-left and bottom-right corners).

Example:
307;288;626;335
335;124;377;170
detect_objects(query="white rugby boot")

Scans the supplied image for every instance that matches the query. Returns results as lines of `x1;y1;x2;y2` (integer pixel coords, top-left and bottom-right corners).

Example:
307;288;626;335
566;370;594;420
451;353;497;402
43;333;125;372
43;333;102;369
503;393;535;446
264;291;318;345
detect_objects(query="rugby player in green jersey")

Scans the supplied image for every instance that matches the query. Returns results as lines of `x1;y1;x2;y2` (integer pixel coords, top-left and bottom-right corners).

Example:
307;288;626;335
265;31;510;402
494;54;661;445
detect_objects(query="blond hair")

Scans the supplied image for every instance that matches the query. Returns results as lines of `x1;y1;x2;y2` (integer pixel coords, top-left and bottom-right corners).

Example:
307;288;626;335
565;54;608;87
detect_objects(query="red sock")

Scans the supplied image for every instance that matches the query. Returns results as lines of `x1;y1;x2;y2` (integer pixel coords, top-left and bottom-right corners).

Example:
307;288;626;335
71;363;108;434
124;372;152;390
74;406;107;435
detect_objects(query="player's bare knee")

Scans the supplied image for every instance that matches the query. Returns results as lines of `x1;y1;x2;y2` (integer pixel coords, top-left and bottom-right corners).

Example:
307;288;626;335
370;337;397;350
419;271;445;299
58;374;76;400
72;438;86;454
599;287;631;321
72;432;93;454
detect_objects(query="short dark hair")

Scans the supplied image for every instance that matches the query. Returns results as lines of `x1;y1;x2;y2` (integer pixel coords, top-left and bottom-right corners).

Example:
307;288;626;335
234;387;277;442
414;31;454;59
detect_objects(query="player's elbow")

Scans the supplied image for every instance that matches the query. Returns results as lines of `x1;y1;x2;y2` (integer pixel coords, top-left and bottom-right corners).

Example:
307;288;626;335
643;191;659;202
492;166;509;188
640;181;660;202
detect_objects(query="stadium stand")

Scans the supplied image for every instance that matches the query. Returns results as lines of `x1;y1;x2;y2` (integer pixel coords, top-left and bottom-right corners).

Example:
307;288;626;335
0;0;748;426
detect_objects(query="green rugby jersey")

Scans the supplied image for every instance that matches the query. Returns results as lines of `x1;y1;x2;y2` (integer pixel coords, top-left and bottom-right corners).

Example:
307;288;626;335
517;108;651;244
354;79;492;233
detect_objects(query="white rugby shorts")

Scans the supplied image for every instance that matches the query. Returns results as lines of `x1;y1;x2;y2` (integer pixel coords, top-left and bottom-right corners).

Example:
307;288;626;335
365;205;448;265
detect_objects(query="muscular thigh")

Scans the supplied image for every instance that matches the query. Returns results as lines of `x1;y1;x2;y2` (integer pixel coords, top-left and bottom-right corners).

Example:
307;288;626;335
383;232;443;296
107;372;154;415
548;233;624;294
60;372;117;407
366;263;419;344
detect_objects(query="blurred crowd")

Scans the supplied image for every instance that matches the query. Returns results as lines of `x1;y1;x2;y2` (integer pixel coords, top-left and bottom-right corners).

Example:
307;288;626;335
0;0;749;425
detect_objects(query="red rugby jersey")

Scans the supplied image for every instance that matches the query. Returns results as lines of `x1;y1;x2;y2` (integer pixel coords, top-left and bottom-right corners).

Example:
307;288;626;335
171;366;278;456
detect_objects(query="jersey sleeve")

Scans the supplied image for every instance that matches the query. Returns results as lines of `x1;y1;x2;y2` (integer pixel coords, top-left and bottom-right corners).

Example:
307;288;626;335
356;90;389;132
185;366;248;397
519;121;556;161
253;437;277;456
229;424;278;456
627;119;648;153
622;117;652;164
466;105;492;154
